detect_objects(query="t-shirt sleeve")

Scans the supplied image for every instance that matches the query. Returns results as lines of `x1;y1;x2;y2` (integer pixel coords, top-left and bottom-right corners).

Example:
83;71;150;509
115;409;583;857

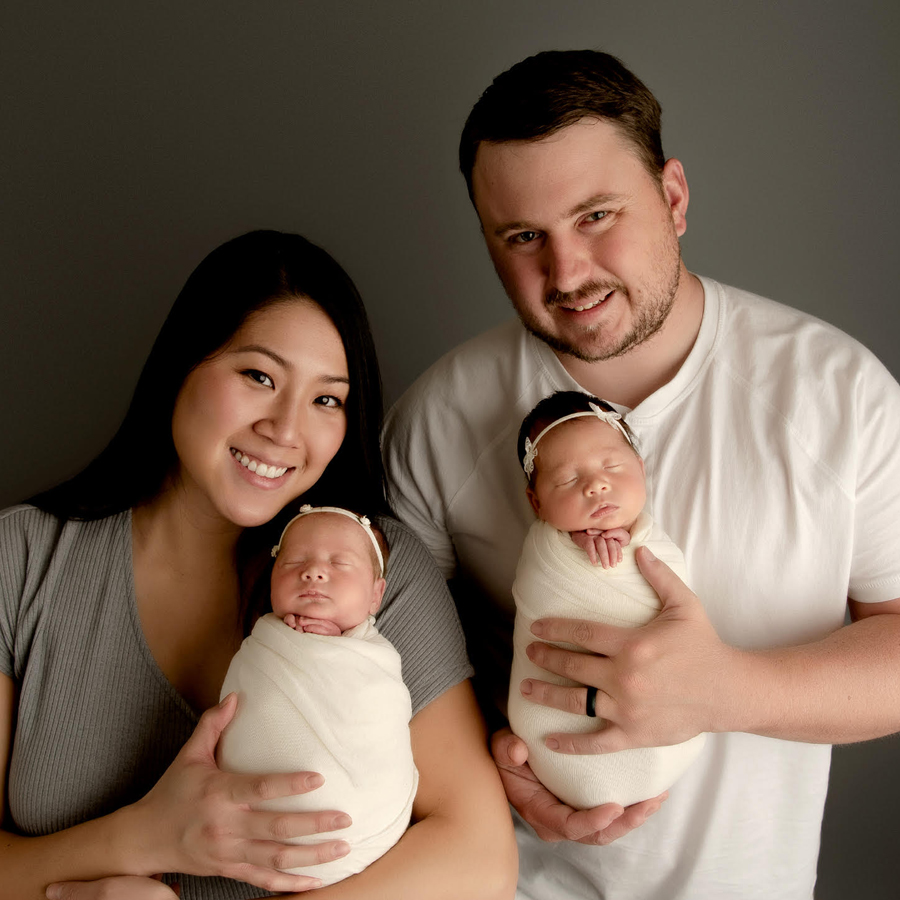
848;353;900;604
0;506;58;680
374;516;473;716
382;393;460;580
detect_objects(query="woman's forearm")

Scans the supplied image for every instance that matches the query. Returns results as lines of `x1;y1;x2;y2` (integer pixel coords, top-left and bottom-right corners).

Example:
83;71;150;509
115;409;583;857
0;807;152;900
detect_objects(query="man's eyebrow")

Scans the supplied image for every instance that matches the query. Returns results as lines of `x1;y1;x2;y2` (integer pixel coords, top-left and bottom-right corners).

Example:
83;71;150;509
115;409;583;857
492;193;624;237
567;193;623;217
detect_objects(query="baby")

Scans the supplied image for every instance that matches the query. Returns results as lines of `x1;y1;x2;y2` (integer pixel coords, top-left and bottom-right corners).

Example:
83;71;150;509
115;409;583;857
508;392;706;809
218;505;418;887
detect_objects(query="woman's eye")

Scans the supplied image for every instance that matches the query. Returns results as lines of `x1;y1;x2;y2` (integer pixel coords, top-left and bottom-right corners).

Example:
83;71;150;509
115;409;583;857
315;395;345;409
243;369;274;388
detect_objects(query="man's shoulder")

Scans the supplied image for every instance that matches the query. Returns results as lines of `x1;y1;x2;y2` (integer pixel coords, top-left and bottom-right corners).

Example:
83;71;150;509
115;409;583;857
385;318;548;446
703;277;892;393
394;318;530;403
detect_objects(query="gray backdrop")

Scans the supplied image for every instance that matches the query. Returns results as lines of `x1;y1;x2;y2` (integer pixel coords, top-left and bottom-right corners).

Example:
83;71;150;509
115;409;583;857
2;1;898;895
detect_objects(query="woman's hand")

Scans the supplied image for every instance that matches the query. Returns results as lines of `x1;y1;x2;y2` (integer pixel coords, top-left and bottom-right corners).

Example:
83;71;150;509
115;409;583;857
128;693;351;893
46;875;179;899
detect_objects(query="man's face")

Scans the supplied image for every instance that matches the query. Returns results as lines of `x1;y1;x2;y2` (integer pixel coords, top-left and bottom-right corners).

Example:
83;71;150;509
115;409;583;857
471;118;688;363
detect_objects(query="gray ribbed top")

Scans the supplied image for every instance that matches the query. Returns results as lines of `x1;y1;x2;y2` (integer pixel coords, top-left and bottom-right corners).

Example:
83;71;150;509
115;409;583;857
0;505;471;899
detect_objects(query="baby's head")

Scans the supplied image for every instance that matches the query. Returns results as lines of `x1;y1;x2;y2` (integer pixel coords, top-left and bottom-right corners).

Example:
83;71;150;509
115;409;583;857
518;392;646;533
270;505;388;633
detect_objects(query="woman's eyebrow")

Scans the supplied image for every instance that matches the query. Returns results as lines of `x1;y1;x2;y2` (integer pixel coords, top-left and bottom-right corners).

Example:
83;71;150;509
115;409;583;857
231;343;290;368
231;345;350;385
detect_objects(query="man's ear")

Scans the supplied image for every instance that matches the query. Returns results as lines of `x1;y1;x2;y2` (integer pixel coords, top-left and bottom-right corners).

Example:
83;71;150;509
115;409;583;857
526;486;541;516
370;577;387;615
660;158;689;237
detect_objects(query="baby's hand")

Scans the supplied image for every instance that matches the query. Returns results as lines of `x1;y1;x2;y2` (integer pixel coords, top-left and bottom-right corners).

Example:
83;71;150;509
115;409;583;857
282;614;342;637
570;528;631;568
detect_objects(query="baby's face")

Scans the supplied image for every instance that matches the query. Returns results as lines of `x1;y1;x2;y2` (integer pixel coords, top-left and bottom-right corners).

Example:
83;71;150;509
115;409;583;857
270;513;385;632
527;417;646;533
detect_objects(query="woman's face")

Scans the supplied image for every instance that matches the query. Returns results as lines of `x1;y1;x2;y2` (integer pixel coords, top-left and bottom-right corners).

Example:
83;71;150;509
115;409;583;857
170;299;349;529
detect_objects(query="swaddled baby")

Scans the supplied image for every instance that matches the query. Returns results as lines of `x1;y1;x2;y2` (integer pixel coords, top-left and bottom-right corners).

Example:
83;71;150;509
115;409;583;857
218;505;418;886
508;392;705;809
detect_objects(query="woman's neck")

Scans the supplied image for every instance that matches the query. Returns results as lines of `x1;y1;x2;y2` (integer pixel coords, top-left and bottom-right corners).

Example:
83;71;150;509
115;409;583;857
131;487;247;712
132;483;244;577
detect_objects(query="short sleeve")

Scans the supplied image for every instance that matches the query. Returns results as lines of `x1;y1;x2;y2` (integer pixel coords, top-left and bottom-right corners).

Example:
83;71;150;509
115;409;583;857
382;396;460;579
0;509;29;677
0;506;61;680
374;516;472;715
849;352;900;603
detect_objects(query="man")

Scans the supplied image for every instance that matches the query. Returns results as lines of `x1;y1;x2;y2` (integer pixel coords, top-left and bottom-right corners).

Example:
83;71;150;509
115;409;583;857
382;50;900;899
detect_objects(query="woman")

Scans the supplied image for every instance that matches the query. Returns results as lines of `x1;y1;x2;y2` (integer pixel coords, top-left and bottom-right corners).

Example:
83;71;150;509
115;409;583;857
0;231;517;899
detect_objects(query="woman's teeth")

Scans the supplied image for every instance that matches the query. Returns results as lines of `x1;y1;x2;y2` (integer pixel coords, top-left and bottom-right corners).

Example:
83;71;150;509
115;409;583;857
231;449;288;479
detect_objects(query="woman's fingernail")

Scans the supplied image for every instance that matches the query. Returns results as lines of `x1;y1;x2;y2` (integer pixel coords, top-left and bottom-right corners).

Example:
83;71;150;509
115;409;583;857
331;813;352;830
642;547;657;561
46;886;62;900
333;840;351;858
546;738;559;750
306;773;325;790
531;621;545;636
521;679;533;696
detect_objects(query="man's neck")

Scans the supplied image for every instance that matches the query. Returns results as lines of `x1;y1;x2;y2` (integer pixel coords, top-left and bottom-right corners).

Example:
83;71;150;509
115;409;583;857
557;270;705;409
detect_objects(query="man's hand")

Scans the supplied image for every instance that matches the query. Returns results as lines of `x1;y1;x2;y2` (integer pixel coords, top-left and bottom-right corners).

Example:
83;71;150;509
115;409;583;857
490;728;666;845
525;546;736;752
570;528;631;568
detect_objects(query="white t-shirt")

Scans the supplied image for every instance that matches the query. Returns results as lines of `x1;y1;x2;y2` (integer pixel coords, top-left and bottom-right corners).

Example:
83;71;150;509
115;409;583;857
383;276;900;900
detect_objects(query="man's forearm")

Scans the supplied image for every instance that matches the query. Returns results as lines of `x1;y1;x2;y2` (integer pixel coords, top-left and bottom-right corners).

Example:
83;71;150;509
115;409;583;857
723;609;900;744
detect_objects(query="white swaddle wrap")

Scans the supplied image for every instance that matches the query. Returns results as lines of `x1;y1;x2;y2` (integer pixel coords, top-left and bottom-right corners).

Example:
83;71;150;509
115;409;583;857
508;513;706;808
218;613;418;885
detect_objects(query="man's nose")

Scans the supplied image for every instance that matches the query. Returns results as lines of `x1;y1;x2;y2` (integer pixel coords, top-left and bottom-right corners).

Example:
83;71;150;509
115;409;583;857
546;233;591;294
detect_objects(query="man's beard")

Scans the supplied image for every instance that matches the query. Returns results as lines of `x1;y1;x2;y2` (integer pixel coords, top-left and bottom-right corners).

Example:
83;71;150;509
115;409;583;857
516;252;682;364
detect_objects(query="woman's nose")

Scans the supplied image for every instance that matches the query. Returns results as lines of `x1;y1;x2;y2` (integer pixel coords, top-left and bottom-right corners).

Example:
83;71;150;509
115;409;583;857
257;395;304;447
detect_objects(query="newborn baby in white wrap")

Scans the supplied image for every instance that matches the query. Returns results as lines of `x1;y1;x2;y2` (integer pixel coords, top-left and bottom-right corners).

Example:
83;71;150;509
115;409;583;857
218;505;418;886
509;392;705;809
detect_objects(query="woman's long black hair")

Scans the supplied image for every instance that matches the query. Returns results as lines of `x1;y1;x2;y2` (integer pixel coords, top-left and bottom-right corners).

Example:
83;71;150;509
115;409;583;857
29;230;389;619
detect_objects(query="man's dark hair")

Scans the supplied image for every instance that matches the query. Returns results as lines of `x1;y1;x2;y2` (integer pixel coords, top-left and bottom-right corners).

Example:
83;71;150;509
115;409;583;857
459;49;665;203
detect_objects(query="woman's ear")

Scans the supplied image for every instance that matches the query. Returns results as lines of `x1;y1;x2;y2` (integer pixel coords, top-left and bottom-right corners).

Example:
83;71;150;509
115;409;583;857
370;577;387;615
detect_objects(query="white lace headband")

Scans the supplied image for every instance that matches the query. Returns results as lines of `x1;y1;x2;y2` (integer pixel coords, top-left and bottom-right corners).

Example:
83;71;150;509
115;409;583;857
271;504;385;576
522;402;633;477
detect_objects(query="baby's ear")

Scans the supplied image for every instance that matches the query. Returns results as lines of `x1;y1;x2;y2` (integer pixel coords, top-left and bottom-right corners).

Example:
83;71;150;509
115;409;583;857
526;485;541;516
370;577;387;614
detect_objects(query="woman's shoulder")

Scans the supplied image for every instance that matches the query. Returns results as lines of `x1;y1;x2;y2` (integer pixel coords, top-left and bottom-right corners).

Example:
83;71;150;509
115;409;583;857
1;504;129;545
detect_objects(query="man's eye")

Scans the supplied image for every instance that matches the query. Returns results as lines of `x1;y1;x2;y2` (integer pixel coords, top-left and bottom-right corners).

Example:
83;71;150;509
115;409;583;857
243;369;274;387
510;231;538;244
585;210;608;222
